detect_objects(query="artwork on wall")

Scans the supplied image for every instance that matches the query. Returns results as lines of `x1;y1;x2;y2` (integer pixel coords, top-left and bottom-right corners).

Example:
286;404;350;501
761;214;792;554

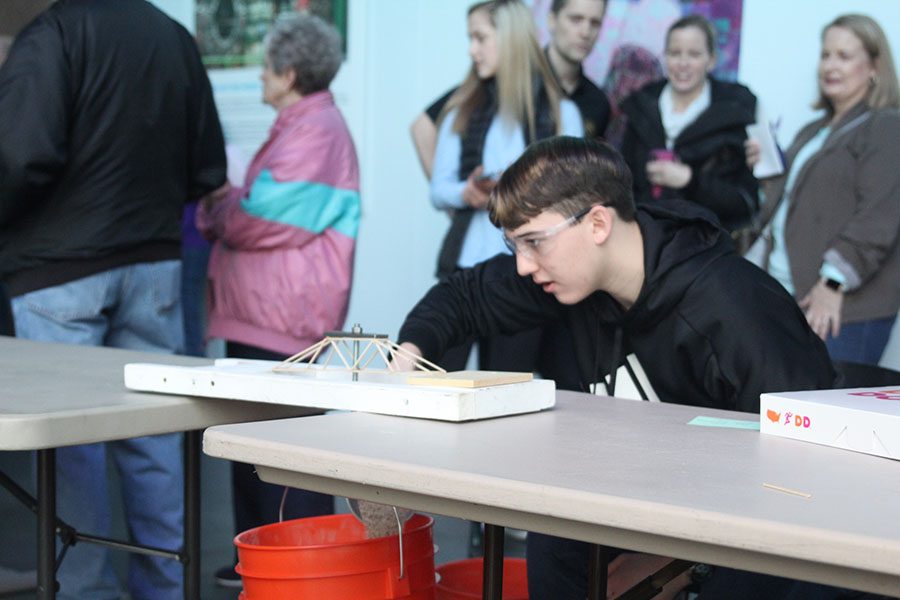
531;0;743;145
681;0;743;80
531;0;744;84
195;0;349;157
195;0;348;67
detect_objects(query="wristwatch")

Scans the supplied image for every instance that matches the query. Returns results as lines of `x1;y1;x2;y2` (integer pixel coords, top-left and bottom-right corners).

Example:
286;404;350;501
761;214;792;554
823;277;845;292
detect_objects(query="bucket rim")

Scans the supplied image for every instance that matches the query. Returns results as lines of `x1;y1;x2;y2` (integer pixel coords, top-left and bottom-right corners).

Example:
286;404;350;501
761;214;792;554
234;512;434;551
235;552;437;580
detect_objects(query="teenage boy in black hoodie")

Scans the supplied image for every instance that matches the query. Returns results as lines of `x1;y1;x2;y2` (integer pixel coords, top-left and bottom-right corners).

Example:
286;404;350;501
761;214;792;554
397;136;838;599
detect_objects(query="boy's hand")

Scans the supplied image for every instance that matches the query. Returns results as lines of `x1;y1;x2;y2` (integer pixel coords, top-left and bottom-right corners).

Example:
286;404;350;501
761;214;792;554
391;342;423;372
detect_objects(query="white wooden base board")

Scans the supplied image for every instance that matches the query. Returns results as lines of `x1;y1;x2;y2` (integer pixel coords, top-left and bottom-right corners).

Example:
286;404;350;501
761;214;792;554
124;359;555;421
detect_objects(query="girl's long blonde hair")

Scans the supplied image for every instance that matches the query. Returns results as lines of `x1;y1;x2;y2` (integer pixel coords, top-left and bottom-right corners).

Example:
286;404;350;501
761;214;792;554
440;0;566;138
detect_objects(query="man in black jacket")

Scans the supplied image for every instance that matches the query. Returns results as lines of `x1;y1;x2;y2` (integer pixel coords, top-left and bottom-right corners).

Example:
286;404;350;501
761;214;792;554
0;1;226;598
397;137;837;599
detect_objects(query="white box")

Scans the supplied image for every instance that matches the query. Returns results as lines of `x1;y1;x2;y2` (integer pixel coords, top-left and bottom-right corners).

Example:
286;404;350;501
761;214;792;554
760;387;900;460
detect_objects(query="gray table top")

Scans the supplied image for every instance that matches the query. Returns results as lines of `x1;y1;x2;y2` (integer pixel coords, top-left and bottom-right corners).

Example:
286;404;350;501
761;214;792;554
0;336;314;450
204;391;900;596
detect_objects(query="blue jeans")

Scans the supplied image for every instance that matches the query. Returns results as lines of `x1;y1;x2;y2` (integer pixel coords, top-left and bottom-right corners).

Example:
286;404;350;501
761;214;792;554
12;260;185;600
826;316;896;366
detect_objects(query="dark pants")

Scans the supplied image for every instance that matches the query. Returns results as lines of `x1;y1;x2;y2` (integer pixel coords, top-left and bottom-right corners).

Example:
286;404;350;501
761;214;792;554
0;282;14;336
825;315;896;366
526;533;624;600
526;533;890;600
180;244;210;358
225;342;333;547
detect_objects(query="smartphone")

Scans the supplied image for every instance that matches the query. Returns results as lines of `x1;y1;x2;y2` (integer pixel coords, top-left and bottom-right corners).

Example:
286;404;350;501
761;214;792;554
649;149;675;162
648;149;675;199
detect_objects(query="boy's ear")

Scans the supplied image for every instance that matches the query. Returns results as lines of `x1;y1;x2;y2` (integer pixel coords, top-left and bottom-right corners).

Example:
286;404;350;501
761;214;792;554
589;205;614;246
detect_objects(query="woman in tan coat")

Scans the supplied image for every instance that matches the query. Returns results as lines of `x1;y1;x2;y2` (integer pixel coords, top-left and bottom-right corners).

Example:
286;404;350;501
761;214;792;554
750;14;900;366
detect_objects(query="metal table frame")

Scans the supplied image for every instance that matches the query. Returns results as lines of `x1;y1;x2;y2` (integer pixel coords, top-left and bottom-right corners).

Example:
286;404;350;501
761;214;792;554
0;337;314;599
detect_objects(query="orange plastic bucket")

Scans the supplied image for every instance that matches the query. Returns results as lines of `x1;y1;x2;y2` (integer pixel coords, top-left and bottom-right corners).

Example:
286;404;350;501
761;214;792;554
435;557;528;599
235;513;436;599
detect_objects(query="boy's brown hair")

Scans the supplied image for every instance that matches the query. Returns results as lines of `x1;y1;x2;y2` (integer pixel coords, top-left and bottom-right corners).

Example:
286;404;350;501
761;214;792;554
490;136;635;230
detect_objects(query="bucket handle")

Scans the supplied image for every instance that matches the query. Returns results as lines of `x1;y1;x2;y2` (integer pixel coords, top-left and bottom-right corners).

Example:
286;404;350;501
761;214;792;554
392;506;405;580
274;493;413;593
344;498;409;582
278;487;289;522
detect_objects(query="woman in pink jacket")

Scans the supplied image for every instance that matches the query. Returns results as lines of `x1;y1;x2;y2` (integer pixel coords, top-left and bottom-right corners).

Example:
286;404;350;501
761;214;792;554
197;13;360;588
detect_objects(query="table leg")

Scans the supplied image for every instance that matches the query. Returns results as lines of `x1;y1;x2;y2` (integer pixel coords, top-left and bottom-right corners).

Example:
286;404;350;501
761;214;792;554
588;544;608;600
482;524;505;600
37;448;56;600
183;431;201;600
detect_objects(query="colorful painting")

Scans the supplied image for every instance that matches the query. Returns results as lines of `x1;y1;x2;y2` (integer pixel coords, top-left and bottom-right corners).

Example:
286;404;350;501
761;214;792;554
531;0;744;84
196;0;348;67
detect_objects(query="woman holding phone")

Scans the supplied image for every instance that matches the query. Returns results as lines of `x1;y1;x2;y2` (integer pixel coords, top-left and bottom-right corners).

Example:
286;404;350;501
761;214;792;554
428;0;583;371
621;15;759;234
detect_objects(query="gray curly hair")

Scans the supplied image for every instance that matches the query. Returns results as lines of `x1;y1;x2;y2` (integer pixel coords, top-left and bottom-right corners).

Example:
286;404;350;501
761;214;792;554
265;12;342;95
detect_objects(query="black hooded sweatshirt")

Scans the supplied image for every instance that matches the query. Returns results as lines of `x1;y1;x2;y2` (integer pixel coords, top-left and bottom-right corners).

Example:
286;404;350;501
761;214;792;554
399;202;834;414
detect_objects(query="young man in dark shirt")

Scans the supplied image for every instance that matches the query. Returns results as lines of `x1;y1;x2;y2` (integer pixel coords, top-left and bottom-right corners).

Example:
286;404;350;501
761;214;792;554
544;0;610;140
396;136;837;599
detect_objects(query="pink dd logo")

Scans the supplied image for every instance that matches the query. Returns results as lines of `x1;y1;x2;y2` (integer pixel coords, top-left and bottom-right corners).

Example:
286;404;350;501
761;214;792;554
850;389;900;401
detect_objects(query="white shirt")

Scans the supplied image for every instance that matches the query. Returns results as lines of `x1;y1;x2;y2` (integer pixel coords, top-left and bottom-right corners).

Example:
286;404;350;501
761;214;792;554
658;81;711;150
767;126;831;295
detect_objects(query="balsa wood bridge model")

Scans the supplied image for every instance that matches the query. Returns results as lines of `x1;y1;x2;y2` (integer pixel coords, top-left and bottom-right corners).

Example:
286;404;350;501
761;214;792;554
124;327;555;421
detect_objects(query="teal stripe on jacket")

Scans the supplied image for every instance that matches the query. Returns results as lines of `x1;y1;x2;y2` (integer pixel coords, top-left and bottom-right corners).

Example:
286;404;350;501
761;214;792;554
241;169;361;238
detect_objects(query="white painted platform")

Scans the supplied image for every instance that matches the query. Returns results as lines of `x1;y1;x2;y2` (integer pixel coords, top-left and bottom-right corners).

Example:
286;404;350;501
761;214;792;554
124;359;555;422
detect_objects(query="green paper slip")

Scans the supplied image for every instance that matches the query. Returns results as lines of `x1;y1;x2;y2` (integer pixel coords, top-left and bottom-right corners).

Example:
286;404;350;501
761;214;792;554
688;416;760;430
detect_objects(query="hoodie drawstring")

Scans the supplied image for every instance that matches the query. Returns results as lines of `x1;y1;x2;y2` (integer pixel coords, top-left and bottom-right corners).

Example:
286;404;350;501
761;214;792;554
607;326;623;396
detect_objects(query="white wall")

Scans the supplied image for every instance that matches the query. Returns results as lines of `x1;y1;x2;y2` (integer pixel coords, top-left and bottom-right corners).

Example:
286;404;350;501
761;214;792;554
339;0;472;339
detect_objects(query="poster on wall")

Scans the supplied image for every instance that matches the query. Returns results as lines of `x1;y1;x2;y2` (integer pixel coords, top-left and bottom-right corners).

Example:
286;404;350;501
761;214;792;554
196;0;347;67
196;0;348;158
532;0;743;83
531;0;743;145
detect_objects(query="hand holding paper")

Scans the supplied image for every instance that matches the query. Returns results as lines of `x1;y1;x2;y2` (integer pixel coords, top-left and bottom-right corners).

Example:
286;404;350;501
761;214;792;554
745;121;784;179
